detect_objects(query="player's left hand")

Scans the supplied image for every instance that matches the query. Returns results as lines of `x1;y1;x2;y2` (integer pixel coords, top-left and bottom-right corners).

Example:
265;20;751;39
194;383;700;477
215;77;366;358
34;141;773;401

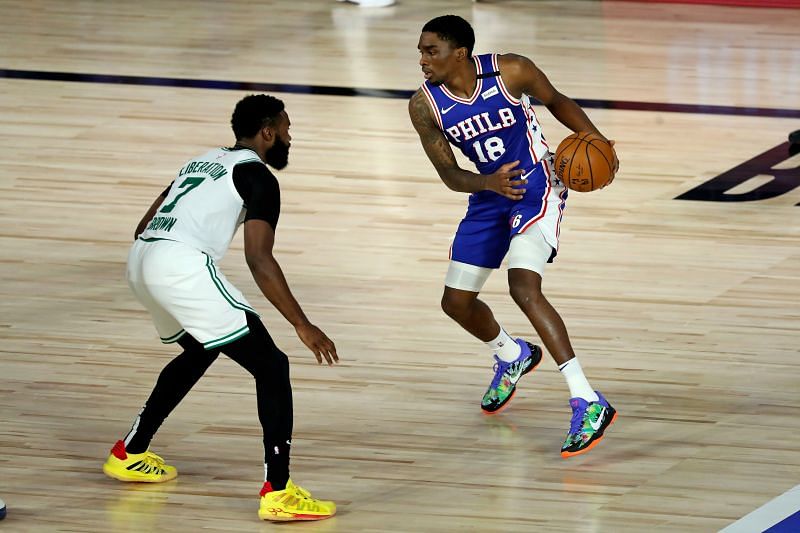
295;323;339;365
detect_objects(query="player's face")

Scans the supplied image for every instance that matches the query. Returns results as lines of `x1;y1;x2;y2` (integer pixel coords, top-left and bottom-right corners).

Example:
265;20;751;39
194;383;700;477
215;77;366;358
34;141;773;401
418;32;462;85
264;111;291;170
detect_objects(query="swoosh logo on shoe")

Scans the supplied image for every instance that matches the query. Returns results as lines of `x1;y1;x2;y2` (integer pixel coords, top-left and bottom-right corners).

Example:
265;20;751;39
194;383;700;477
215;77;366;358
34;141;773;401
506;363;525;384
440;103;457;114
589;407;606;431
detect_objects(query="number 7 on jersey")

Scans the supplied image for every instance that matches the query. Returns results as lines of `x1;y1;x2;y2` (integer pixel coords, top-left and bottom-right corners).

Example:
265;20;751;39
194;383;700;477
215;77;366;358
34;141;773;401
160;177;205;213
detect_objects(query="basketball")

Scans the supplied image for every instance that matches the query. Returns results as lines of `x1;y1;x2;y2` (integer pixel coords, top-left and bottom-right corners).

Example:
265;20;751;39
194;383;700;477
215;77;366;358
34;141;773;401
553;132;616;192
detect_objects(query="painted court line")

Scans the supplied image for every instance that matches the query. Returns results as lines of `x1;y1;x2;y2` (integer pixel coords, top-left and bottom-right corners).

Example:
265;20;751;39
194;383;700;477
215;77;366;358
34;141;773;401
720;484;800;533
1;68;800;119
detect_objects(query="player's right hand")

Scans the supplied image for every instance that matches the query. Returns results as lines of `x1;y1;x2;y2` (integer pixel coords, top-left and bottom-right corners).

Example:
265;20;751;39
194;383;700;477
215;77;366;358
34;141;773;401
295;323;338;365
485;160;526;200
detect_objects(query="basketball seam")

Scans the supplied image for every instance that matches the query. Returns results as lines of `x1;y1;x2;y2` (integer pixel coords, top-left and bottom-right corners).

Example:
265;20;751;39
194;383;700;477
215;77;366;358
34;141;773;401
558;133;614;192
584;132;613;189
581;139;594;192
564;138;581;185
587;138;614;171
556;135;581;181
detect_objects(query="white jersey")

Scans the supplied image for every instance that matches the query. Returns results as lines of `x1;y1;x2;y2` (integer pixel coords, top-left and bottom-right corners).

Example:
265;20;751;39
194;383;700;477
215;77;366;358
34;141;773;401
141;147;264;262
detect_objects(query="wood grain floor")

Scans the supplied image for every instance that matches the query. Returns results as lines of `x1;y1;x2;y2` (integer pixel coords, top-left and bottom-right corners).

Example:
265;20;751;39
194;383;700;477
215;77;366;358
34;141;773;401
1;1;799;531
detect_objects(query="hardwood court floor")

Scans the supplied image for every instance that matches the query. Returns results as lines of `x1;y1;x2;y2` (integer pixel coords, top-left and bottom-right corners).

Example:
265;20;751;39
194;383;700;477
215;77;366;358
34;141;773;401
1;1;799;531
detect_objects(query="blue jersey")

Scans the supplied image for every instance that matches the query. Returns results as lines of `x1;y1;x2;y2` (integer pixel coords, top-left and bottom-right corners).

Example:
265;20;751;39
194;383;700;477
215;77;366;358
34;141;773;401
420;53;568;269
420;53;554;204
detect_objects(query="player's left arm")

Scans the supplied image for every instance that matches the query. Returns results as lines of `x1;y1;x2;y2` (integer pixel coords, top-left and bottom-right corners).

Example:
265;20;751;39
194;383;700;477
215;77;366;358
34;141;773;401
500;54;618;173
133;183;171;240
236;163;338;365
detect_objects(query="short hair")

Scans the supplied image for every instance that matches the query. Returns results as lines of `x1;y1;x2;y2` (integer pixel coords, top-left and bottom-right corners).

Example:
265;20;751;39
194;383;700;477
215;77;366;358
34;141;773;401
422;15;475;57
230;94;285;140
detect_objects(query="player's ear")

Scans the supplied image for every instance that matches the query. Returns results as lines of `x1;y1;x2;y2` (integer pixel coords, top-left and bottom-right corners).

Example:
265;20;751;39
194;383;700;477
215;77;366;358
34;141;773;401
260;125;275;145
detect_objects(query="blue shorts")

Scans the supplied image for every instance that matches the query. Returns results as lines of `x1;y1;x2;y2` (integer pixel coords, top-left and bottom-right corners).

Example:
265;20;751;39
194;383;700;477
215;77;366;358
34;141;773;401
450;164;567;269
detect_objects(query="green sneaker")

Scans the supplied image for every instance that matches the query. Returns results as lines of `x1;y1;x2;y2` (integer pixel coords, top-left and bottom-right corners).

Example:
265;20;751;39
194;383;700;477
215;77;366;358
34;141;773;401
481;340;542;414
561;392;617;458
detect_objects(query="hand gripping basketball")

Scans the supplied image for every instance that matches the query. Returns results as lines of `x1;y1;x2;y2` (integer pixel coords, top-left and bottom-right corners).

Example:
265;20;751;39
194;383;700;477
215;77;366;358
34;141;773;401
554;133;618;192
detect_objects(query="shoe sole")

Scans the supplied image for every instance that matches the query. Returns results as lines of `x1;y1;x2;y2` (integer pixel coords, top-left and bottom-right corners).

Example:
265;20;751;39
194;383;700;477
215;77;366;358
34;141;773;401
481;344;543;415
103;463;178;483
560;410;618;458
259;510;336;521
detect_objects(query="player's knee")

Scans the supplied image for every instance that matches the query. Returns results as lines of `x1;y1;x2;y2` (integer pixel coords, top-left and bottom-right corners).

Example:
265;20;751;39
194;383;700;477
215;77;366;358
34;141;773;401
441;292;469;321
177;333;205;353
273;349;290;376
245;350;289;386
509;282;543;311
256;345;290;382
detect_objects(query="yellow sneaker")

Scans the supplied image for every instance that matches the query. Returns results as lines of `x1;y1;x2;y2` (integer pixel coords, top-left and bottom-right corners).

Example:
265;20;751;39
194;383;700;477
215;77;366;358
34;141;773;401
102;440;177;483
258;479;336;521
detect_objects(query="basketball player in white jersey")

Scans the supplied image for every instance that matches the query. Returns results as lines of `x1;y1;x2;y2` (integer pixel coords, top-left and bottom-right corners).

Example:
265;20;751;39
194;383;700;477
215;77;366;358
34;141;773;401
102;94;337;521
410;15;619;458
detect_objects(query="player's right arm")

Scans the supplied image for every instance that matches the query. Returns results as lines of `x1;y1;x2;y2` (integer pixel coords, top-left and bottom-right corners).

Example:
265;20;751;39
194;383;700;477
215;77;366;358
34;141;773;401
500;54;619;177
408;89;526;200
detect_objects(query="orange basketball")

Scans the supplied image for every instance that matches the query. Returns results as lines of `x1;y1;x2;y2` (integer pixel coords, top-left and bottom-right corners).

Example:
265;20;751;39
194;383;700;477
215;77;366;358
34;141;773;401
553;132;616;192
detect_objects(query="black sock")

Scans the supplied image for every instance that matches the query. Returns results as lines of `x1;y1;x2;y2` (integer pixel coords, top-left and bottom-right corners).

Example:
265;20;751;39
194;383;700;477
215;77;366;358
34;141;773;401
265;440;291;490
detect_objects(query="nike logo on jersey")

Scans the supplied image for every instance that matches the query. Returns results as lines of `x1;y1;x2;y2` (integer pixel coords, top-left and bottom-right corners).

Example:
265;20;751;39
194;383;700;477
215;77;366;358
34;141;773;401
589;407;607;431
520;169;534;181
440;103;458;115
481;86;499;100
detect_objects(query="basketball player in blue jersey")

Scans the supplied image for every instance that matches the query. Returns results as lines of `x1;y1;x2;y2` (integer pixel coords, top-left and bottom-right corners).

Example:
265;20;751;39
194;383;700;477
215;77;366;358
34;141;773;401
409;15;619;458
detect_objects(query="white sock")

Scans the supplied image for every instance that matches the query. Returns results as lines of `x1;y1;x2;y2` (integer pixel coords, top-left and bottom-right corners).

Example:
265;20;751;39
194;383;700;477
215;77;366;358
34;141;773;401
559;357;599;402
264;463;269;483
486;328;522;362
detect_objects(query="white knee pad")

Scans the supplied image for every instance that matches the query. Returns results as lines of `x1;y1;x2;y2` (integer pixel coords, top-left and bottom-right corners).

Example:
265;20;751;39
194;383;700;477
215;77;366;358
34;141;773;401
444;260;493;292
507;225;554;275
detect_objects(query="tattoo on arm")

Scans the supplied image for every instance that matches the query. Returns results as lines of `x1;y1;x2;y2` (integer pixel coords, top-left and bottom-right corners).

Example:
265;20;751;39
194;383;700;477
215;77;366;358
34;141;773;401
409;90;478;192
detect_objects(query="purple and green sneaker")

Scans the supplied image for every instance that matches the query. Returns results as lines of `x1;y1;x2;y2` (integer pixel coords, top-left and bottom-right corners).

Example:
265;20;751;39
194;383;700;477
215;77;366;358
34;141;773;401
561;391;617;458
481;340;542;414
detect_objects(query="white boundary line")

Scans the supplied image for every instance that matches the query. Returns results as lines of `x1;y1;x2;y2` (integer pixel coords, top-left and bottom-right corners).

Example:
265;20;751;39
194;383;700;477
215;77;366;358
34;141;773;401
720;484;800;533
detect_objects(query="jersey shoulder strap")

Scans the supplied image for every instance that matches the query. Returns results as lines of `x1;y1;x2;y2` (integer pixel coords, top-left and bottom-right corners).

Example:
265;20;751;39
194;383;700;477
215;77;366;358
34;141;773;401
475;53;500;79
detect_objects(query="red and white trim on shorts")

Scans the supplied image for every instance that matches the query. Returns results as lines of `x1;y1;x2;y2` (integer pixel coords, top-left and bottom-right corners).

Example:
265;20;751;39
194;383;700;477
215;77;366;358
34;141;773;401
554;182;568;248
517;162;566;252
517;157;560;234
